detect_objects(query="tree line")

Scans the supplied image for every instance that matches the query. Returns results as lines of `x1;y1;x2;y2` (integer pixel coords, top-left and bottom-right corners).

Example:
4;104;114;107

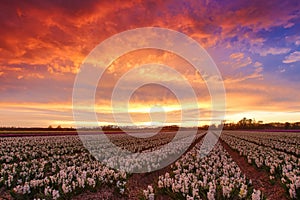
1;118;300;131
0;125;75;131
222;117;300;130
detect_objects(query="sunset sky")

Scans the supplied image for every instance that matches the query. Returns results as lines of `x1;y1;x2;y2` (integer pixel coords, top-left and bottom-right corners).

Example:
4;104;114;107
0;0;300;127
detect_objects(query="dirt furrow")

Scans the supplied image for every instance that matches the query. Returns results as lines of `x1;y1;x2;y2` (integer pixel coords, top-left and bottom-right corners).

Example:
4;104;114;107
126;133;206;200
220;139;287;200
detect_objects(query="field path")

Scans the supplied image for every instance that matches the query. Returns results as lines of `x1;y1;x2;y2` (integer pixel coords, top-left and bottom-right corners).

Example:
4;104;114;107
126;132;205;200
126;166;172;200
220;139;287;200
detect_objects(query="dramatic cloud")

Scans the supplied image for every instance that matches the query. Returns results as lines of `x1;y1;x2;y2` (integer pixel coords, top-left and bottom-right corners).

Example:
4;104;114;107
0;0;300;126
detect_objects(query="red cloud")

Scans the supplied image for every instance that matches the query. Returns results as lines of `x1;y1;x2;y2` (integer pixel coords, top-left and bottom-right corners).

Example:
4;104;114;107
0;0;299;126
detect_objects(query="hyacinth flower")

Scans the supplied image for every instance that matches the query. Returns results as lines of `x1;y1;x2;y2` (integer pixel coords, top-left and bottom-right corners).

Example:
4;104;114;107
221;131;299;199
143;137;262;200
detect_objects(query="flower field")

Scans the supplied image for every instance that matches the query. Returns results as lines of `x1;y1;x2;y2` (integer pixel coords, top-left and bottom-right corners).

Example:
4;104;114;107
0;131;299;199
220;131;300;199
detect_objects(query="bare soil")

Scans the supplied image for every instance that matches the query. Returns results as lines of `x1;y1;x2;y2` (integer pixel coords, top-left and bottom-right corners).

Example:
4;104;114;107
121;133;205;200
72;186;126;200
220;139;288;200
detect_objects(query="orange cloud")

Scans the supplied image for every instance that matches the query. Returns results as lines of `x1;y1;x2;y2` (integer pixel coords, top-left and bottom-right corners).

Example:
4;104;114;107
0;0;299;126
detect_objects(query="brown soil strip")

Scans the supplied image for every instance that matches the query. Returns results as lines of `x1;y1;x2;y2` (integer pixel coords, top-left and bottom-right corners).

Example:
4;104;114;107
126;166;173;200
126;133;205;200
72;185;127;200
220;139;287;200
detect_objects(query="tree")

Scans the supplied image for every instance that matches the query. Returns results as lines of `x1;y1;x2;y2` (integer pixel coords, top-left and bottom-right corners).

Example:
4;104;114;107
238;117;247;128
247;118;252;125
284;122;290;129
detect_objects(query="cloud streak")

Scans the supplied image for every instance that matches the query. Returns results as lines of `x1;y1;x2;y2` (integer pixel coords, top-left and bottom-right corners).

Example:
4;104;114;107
283;51;300;63
0;0;300;126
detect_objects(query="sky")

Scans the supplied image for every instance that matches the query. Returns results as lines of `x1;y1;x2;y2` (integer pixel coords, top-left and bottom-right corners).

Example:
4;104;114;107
0;0;300;127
